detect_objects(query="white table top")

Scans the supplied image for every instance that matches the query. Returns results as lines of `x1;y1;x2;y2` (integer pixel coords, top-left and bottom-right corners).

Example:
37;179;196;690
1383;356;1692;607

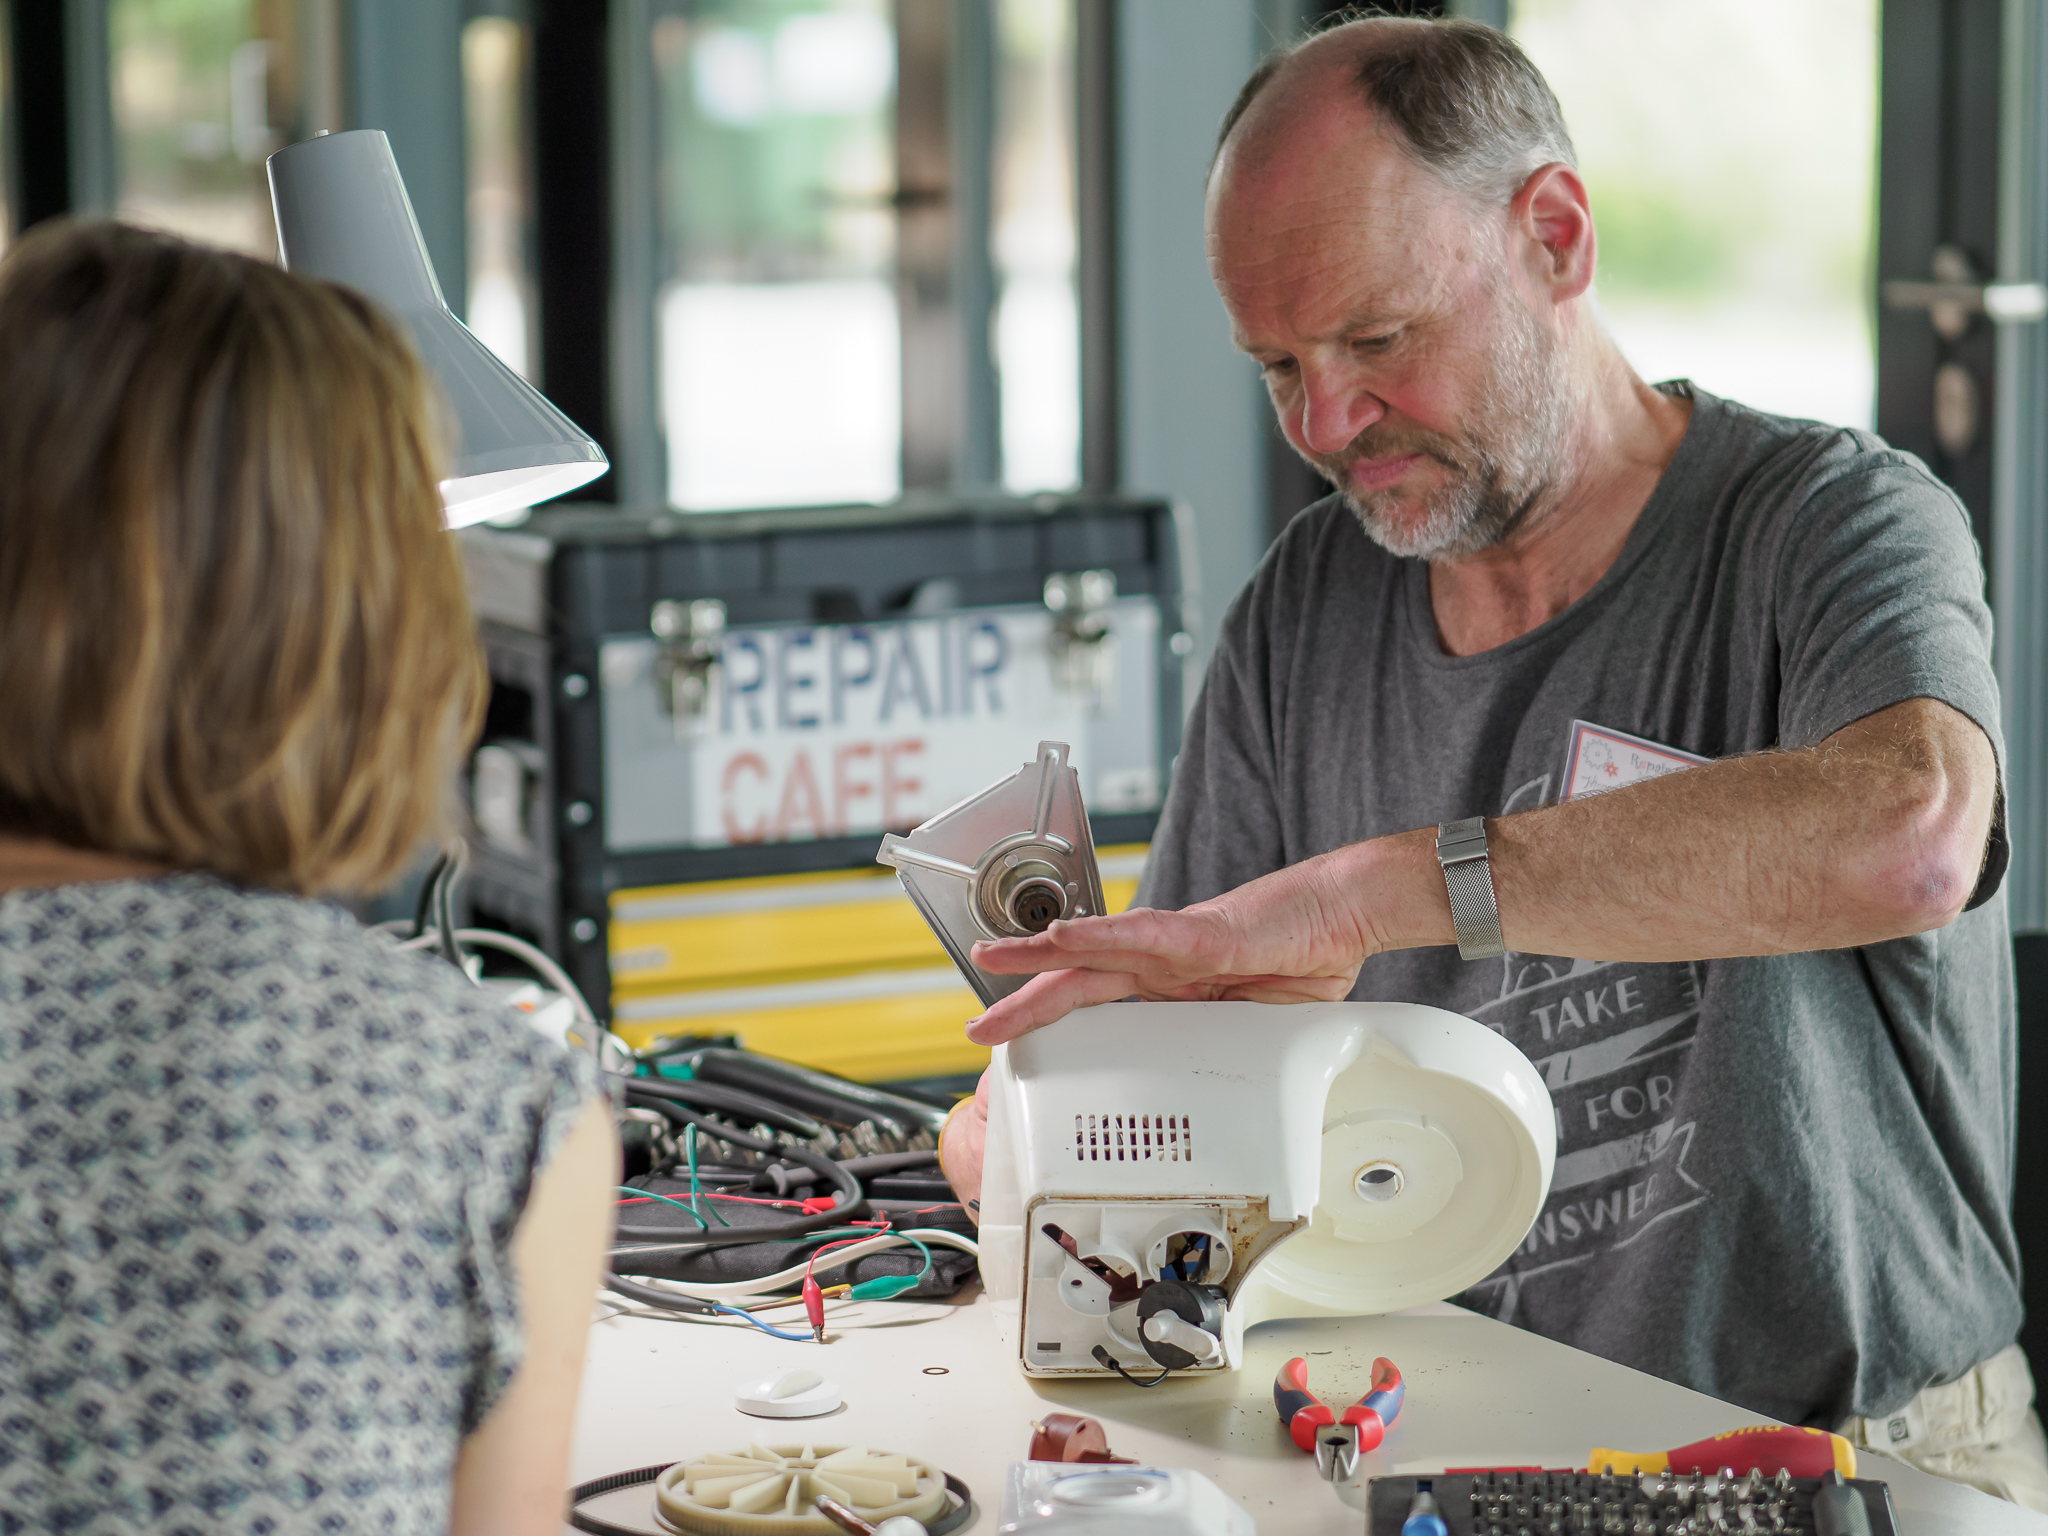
566;1288;2047;1535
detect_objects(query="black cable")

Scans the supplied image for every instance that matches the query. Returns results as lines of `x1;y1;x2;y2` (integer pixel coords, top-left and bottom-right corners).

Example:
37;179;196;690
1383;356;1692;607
622;1075;823;1139
410;852;450;939
692;1048;946;1137
433;843;464;967
684;1166;764;1186
833;1150;941;1176
568;1463;974;1536
623;1095;782;1155
1091;1345;1172;1387
750;1162;816;1198
866;1197;970;1220
601;1273;722;1315
615;1097;862;1246
745;1149;939;1194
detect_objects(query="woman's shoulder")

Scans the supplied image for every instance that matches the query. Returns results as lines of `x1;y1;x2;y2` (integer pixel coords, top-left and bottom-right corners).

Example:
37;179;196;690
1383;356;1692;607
5;870;469;1000
0;871;592;1103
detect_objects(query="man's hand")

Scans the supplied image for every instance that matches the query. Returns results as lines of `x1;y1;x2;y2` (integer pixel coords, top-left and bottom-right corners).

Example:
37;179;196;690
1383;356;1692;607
967;850;1410;1044
938;1070;990;1220
962;698;1998;1046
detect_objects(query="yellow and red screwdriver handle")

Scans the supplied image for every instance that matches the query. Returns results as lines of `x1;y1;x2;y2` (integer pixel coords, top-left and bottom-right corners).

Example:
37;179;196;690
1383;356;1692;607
1586;1425;1857;1480
1275;1356;1406;1455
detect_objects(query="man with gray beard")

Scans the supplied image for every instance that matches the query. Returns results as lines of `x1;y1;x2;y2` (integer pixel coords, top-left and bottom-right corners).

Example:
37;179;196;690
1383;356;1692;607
947;14;2048;1512
1314;259;1576;562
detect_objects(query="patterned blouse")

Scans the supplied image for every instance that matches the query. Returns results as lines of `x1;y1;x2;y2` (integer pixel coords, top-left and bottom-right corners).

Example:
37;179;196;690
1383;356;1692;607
0;874;599;1534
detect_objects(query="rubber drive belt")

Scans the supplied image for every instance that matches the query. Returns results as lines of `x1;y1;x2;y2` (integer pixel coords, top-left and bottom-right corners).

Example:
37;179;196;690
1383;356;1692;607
568;1462;975;1536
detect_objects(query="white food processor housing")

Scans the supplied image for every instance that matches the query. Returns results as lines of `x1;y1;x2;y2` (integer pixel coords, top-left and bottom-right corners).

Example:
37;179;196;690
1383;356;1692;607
878;742;1558;1379
977;998;1556;1376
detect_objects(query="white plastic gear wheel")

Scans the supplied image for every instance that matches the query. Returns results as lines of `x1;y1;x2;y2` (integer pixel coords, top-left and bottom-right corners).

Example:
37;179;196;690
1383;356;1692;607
653;1443;950;1535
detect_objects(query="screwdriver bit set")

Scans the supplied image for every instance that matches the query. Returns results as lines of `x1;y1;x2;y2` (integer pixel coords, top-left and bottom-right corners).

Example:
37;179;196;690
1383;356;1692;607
1366;1469;1898;1536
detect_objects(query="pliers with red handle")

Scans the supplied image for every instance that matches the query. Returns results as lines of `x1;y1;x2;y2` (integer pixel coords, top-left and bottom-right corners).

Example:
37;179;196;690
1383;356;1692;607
1274;1355;1405;1482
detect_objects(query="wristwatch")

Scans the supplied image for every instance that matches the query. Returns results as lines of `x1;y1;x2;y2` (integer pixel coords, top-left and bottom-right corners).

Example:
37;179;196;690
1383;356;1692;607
1435;817;1505;960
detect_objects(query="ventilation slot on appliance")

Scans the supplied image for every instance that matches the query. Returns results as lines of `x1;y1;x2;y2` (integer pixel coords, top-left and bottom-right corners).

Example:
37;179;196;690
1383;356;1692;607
1074;1112;1194;1162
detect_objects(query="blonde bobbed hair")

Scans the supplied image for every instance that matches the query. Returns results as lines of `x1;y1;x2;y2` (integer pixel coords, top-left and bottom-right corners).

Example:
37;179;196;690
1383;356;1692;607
0;220;485;894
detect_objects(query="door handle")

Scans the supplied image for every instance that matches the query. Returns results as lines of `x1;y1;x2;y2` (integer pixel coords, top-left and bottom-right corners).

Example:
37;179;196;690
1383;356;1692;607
1882;279;2047;322
1880;246;2043;457
1881;244;2048;337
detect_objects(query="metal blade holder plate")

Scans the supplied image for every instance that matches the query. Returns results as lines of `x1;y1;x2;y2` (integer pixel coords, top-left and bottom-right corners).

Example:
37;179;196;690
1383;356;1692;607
876;741;1107;1005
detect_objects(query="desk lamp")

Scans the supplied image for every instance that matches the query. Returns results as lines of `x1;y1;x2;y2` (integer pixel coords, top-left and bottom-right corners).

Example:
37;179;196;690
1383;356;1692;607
266;129;607;528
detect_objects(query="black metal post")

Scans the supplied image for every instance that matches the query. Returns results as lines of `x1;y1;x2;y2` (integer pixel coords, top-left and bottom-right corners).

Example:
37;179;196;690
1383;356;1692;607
9;1;72;227
1076;0;1119;492
530;0;616;491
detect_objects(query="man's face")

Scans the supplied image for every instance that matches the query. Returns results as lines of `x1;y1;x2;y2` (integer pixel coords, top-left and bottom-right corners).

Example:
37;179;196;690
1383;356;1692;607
1208;115;1572;559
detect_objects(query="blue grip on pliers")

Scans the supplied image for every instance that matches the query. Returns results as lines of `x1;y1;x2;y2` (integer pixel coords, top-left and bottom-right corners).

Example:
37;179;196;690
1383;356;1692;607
1275;1356;1332;1452
1355;1357;1404;1428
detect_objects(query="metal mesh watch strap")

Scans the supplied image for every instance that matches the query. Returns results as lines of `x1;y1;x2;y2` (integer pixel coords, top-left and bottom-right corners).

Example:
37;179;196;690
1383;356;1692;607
1435;817;1505;960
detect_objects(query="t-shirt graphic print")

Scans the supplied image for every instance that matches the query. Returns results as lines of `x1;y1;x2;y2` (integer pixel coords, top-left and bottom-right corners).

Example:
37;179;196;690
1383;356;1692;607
1459;732;1714;1320
1460;949;1707;1322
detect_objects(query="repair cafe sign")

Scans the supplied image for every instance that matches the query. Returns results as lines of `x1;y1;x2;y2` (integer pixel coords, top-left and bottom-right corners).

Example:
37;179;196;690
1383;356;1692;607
687;605;1152;847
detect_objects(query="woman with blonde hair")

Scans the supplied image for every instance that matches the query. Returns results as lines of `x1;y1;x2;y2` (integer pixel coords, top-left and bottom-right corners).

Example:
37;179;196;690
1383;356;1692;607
0;220;615;1534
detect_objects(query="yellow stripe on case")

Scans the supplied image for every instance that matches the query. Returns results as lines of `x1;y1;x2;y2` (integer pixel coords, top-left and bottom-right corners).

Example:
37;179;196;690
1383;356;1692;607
608;847;1146;1080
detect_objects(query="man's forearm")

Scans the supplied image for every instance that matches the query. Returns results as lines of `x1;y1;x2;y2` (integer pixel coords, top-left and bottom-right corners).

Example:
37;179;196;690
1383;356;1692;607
963;699;1998;1044
1347;698;1998;962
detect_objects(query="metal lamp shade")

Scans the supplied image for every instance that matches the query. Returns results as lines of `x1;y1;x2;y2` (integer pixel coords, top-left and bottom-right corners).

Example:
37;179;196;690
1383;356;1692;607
266;130;606;528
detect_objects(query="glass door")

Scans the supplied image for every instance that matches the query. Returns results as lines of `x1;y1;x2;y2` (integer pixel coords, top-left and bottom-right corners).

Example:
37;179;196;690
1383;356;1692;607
630;0;1083;512
650;0;902;511
993;0;1080;492
108;0;342;259
463;9;538;378
1511;0;1879;429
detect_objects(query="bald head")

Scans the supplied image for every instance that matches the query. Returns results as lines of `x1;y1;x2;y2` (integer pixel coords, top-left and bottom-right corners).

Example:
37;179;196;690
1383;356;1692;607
1215;17;1575;208
1201;19;1605;563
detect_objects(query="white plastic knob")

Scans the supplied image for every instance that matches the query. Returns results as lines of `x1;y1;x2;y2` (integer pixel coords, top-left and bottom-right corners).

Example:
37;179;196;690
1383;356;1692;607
734;1368;841;1418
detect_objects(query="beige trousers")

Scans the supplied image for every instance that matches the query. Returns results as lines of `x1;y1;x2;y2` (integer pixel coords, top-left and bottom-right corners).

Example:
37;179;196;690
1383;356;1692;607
1840;1344;2048;1514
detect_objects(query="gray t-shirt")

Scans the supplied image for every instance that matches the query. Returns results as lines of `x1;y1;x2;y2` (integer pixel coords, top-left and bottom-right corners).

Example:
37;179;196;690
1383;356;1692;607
0;873;599;1534
1140;387;2021;1427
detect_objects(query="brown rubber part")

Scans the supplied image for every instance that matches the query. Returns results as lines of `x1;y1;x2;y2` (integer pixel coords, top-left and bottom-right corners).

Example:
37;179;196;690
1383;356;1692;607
1028;1412;1137;1465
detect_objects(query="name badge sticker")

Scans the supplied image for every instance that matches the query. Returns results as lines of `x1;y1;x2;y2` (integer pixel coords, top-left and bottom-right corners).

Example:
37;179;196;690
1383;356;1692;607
1562;720;1710;801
